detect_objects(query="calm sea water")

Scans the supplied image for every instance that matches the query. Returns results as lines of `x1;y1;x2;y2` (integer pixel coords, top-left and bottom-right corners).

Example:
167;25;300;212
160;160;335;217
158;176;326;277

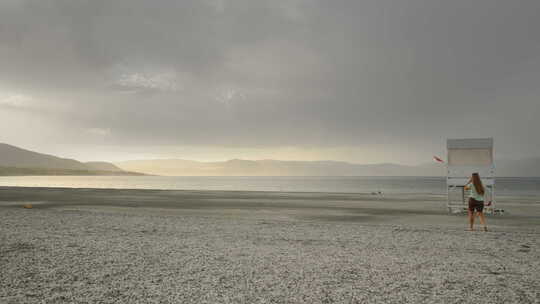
0;176;539;196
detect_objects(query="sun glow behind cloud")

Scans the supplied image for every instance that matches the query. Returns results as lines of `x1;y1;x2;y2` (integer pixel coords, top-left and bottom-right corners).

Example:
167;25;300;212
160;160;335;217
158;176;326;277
40;143;433;166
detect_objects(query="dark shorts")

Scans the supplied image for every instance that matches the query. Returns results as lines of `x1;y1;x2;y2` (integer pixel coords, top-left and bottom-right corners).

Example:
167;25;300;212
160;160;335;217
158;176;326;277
468;198;484;213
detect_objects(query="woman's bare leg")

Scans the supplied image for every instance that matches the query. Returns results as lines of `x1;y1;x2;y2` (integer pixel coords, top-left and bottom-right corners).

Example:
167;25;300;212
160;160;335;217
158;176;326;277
468;209;475;231
478;212;488;231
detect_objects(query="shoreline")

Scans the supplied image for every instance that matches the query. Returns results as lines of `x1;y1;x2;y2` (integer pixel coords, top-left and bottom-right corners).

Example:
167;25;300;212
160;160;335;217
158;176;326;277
1;176;539;199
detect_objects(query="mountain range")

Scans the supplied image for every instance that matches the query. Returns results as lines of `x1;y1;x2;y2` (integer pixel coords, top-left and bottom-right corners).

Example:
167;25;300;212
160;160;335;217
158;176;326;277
1;143;538;177
115;159;443;176
115;158;540;177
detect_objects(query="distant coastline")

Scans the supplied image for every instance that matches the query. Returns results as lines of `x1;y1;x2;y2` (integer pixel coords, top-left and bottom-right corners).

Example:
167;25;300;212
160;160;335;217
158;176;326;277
0;166;146;176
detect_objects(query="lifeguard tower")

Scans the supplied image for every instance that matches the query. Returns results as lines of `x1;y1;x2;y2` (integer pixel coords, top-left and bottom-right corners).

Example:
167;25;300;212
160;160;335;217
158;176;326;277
446;138;497;214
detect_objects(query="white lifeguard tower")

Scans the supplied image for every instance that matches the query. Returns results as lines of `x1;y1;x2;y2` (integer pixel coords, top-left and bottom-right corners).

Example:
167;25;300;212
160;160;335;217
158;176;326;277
446;138;498;214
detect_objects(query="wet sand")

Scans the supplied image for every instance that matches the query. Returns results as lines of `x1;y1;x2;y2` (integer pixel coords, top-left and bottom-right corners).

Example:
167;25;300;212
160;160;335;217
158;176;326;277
1;187;539;303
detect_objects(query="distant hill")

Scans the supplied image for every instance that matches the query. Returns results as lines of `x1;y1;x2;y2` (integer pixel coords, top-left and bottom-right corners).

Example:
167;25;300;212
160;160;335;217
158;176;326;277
0;143;88;170
0;143;142;176
84;161;123;172
116;158;446;176
0;166;144;176
116;158;539;177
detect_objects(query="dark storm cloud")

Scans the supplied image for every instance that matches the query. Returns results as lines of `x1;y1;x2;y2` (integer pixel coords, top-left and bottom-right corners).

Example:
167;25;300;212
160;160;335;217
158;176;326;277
1;0;539;160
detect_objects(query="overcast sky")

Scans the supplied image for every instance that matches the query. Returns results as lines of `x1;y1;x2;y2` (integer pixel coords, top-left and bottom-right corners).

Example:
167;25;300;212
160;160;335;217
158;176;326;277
1;0;539;164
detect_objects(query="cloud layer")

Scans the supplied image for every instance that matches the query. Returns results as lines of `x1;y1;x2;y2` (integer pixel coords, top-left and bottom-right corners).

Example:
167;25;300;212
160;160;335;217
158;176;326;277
1;0;539;162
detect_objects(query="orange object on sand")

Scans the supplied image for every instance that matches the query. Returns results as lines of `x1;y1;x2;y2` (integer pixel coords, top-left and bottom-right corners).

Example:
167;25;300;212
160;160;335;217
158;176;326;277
23;204;33;209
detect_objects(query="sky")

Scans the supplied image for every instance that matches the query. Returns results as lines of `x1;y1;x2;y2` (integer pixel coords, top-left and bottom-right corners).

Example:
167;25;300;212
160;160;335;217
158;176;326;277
1;0;539;165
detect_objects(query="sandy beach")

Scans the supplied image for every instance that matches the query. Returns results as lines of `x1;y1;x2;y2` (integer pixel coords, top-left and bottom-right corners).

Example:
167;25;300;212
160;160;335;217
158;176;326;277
1;187;539;303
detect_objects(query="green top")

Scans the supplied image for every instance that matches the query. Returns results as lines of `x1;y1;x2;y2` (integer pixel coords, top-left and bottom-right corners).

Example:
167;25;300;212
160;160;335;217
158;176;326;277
467;182;485;202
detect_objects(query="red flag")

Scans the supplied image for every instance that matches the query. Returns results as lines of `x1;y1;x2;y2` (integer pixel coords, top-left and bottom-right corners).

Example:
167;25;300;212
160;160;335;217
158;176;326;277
433;156;444;163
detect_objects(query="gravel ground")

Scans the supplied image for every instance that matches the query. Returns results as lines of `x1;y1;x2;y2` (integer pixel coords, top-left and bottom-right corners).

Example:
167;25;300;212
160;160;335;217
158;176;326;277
1;204;539;304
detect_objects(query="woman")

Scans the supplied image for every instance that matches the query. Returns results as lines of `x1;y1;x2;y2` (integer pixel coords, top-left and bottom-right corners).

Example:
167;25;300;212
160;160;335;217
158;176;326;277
465;172;488;231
